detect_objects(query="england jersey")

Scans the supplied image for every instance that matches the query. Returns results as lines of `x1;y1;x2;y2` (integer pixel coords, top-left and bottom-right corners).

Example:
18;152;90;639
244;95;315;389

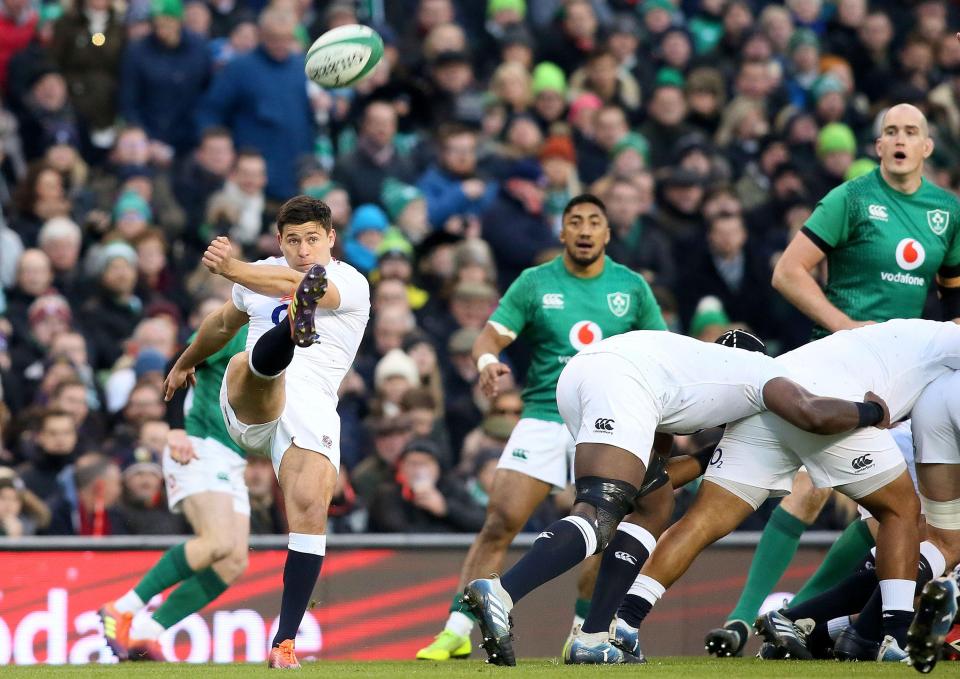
231;256;370;400
777;319;960;422
575;331;789;434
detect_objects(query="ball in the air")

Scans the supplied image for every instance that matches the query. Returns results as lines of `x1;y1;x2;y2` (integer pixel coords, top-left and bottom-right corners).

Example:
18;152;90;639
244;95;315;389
305;24;384;88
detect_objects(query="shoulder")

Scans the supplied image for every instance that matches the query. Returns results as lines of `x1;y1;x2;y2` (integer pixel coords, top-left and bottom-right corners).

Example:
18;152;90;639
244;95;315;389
328;259;371;294
924;181;960;210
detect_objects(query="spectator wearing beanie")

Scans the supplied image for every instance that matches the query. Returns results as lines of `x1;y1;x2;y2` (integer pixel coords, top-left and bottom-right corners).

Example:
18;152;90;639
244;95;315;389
119;0;210;155
343;204;389;275
540;135;580;234
382;178;429;246
809;121;857;198
80;241;144;370
530;62;567;131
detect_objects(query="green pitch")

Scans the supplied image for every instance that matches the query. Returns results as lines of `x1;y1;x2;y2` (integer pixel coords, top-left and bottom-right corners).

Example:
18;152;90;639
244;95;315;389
4;659;960;678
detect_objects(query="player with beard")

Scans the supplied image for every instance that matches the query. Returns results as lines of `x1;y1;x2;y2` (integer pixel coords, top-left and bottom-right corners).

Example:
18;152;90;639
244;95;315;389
416;194;667;661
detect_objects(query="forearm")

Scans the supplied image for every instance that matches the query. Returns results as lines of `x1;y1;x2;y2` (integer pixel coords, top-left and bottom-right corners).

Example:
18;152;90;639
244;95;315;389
176;312;237;370
222;261;302;298
472;323;513;362
774;266;853;331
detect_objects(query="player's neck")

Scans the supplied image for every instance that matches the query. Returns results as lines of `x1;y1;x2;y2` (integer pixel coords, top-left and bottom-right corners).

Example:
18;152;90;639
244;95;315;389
562;252;605;278
880;165;923;195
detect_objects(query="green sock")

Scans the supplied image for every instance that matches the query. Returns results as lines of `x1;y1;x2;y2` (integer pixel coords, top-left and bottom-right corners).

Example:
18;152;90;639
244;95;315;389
449;593;478;622
133;543;194;602
151;568;229;629
790;519;874;605
726;505;808;624
575;598;591;620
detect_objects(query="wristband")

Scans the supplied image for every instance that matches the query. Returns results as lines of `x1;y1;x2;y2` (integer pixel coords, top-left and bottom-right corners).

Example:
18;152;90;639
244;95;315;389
477;353;499;372
856;401;884;428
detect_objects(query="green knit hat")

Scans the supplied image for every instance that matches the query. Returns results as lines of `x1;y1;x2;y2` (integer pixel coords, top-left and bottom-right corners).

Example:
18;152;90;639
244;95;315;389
654;67;685;90
788;28;819;54
611;132;650;163
305;181;344;201
381;178;424;221
151;0;183;19
488;0;525;17
113;190;152;222
377;228;414;258
845;158;878;181
642;0;676;16
532;62;566;96
817;122;857;157
689;296;730;338
811;73;845;103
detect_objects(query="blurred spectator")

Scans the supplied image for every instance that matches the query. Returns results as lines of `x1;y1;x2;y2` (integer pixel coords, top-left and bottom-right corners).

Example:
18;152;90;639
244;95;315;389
246;455;287;534
120;0;210;155
0;0;37;96
343;203;389;275
10;294;72;389
45;452;126;535
116;460;187;534
37;216;83;303
80;241;143;369
16;67;89;163
418;124;496;231
19;408;77;502
604;177;674;288
373;348;419;417
50;0;125;137
368;438;485;533
333;101;416;207
173;125;234;235
538;0;599;75
50;377;104;453
0;468;50;536
352;414;414;505
11;163;71;247
381;179;430;245
204;149;271;247
5;248;52;339
196;7;312;200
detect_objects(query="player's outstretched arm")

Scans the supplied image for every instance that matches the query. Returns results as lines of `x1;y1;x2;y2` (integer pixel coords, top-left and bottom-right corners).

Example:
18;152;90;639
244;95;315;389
163;300;248;401
473;322;515;398
762;377;890;435
203;236;304;298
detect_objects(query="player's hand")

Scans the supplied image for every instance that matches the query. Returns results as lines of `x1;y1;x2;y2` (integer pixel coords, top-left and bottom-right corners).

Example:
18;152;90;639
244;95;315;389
479;362;512;398
167;428;197;464
863;391;891;429
202;236;235;277
163;363;196;402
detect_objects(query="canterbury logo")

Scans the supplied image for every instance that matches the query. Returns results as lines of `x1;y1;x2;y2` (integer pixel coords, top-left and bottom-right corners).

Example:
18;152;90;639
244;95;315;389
537;531;554;540
868;204;888;221
614;551;637;565
594;418;615;431
852;455;873;470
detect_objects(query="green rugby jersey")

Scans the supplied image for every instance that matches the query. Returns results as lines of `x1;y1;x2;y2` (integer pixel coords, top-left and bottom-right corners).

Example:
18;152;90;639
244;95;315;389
489;256;666;423
184;325;248;457
803;168;960;337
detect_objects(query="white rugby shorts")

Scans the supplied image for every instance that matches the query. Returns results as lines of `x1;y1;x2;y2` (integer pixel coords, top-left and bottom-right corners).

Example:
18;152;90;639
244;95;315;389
162;436;249;516
496;418;575;490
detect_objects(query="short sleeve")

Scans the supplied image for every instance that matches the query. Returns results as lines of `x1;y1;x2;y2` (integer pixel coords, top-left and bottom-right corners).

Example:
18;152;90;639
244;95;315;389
632;279;667;330
803;184;850;251
231;283;248;313
327;263;370;313
489;272;532;336
940;201;960;270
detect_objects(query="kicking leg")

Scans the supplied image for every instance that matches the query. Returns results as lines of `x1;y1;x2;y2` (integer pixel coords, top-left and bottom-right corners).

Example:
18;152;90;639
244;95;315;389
268;445;337;669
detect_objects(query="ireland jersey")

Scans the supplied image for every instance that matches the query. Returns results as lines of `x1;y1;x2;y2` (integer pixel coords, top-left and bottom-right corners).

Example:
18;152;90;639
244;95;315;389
489;256;666;422
184;326;248;457
803;168;960;336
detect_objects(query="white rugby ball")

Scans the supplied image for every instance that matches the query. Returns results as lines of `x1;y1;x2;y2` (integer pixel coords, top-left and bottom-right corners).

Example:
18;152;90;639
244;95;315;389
305;24;384;88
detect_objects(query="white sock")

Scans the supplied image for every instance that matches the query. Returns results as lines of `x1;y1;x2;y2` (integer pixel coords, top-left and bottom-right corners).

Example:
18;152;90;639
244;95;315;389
130;615;165;641
879;578;916;612
627;574;665;606
920;541;947;579
288;532;326;555
827;616;851;641
572;614;585;630
444;611;473;637
114;590;145;614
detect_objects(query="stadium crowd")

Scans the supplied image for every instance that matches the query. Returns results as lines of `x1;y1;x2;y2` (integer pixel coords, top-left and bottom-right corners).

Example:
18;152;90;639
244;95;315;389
0;0;958;537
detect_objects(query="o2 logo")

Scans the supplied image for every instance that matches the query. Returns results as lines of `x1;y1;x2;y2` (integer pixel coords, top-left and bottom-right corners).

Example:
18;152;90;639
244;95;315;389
271;303;289;326
709;448;723;468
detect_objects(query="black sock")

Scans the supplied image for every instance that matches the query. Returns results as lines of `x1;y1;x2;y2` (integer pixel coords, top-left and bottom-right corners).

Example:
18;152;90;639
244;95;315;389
618;594;653;628
784;565;877;622
581;528;650;634
272;550;323;646
883;610;913;647
853;554;934;644
806;622;834;658
251;322;296;377
500;517;593;604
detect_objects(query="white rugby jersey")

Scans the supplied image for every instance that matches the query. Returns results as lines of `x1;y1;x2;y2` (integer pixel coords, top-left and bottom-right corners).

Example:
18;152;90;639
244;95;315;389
231;256;370;399
575;330;788;434
777;319;960;422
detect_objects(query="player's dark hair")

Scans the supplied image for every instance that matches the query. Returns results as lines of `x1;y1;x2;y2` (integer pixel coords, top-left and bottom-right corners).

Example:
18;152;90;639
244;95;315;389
562;193;607;218
276;195;333;234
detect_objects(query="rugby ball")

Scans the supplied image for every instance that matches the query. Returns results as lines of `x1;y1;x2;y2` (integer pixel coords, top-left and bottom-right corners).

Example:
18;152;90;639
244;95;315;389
305;24;384;88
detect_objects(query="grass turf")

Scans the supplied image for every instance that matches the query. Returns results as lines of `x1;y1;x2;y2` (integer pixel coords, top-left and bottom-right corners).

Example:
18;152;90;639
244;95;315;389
4;658;960;677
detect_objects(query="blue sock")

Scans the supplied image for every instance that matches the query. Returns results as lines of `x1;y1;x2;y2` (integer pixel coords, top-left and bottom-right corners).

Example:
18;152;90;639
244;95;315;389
500;516;594;604
251;322;295;377
582;528;651;634
272;550;323;646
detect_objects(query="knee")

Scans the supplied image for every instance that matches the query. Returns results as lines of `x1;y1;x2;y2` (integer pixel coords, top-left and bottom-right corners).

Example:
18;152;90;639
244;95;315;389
782;486;832;523
480;505;525;544
222;548;249;584
199;532;235;562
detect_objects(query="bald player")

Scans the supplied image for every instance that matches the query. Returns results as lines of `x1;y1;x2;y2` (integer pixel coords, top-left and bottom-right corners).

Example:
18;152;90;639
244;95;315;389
706;103;960;657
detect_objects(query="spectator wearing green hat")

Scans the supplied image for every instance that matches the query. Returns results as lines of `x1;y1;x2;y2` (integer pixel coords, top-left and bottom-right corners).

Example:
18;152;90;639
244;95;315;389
810;122;856;196
639;70;695;168
531;62;567;129
609;131;650;177
119;0;210;154
569;48;641;121
785;28;821;108
382;179;430;245
844;157;878;182
113;190;153;241
641;0;677;40
810;73;848;126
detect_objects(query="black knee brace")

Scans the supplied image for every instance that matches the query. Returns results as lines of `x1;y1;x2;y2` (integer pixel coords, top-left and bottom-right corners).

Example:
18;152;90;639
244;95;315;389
638;454;670;498
574;476;639;553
